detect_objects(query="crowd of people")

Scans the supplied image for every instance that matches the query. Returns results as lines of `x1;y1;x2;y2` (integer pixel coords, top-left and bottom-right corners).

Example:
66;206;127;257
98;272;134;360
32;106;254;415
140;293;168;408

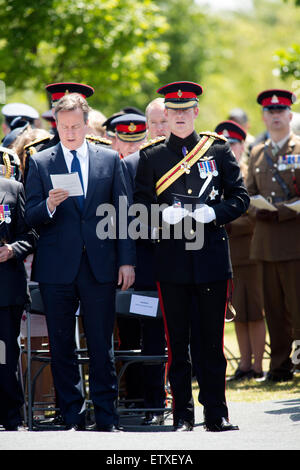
0;79;299;433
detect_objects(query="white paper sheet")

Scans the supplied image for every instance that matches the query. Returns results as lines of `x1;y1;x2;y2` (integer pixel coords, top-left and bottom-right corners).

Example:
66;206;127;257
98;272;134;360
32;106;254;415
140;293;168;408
250;195;277;211
50;172;83;196
284;200;300;213
129;294;159;318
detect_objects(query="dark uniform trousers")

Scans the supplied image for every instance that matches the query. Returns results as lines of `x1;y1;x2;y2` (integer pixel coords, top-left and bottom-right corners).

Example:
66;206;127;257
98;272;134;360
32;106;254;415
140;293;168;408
158;280;228;426
262;259;300;374
0;305;24;428
39;252;118;427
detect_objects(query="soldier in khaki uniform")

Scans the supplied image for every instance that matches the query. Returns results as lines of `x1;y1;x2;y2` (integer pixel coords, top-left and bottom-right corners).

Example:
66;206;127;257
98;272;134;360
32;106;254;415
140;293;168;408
215;121;266;381
246;89;300;382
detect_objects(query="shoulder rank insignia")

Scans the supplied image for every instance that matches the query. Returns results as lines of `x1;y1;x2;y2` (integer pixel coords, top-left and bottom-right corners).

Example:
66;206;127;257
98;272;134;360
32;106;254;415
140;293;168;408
85;134;112;146
139;136;166;150
200;131;227;142
24;136;52;156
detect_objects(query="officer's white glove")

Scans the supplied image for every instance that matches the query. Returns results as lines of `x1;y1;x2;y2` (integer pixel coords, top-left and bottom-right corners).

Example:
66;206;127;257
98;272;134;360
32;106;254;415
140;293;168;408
192;205;216;224
162;205;189;225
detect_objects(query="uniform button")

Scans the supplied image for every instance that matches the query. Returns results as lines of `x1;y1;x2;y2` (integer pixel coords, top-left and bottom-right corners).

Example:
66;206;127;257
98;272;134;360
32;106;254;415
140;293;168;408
271;191;275;196
187;189;192;194
272;177;276;182
190;229;195;235
222;237;226;240
207;288;210;292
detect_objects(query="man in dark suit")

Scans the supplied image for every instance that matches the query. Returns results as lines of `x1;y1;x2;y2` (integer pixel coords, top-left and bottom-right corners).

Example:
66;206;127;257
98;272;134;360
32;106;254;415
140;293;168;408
134;81;250;432
0;163;37;430
25;93;135;431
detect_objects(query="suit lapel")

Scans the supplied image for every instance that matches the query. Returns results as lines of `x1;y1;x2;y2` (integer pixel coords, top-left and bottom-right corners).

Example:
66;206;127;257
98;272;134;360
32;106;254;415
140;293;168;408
83;143;102;214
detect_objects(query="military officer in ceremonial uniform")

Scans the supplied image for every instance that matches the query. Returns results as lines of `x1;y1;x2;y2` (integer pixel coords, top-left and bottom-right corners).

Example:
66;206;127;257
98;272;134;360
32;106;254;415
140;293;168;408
110;113;148;410
134;81;249;432
215;121;266;381
246;88;300;382
0;148;37;430
110;113;147;158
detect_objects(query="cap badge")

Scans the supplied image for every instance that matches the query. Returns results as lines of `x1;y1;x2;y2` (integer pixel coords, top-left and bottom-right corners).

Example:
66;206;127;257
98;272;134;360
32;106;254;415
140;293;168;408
128;122;137;132
177;89;182;98
271;94;279;104
222;129;229;137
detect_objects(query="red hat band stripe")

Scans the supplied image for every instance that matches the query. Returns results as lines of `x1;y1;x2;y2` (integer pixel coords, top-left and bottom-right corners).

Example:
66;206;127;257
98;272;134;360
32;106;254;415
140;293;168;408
51;92;87;101
219;130;244;141
262;96;291;107
165;91;197;99
116;123;146;133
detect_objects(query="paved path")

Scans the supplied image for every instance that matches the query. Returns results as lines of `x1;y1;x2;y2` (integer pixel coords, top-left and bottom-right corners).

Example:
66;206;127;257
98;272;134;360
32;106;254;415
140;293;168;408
1;398;299;452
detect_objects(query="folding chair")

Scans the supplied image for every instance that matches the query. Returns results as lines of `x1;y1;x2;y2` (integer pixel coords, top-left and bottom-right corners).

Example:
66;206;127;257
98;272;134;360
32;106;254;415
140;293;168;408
23;284;86;430
114;289;172;418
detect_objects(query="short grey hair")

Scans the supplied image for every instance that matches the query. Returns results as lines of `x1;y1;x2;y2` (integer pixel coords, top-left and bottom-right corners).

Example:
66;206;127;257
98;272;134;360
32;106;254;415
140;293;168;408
54;93;90;123
145;97;165;120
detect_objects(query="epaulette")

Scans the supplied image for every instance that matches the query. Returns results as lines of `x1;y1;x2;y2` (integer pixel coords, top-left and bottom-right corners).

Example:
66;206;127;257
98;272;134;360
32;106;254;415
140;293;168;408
24;136;52;156
200;131;227;142
86;134;112;146
139;136;166;150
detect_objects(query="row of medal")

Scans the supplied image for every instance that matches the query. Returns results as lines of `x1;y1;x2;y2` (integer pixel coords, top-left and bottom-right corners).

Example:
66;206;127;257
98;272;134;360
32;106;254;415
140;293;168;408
0;205;11;223
277;155;300;171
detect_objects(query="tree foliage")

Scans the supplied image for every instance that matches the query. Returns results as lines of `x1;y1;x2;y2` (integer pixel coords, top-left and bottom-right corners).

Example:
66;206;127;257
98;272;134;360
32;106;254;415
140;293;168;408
0;0;169;110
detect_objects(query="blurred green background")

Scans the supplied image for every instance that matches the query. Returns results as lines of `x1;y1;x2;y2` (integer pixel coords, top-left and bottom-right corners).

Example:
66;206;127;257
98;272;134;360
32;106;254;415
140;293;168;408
1;0;300;139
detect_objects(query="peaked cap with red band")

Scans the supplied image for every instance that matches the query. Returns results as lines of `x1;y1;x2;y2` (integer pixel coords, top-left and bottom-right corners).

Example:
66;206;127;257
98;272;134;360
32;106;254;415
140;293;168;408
156;81;203;109
110;113;147;142
214;120;247;142
45;82;94;105
257;88;296;109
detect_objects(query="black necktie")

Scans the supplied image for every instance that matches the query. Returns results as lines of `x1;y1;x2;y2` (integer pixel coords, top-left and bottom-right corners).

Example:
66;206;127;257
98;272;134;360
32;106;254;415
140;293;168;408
70;150;84;211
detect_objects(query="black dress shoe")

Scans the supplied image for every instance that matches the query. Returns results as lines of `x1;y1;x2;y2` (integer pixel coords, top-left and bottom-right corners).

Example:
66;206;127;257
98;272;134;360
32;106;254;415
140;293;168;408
205;417;239;432
173;419;193;432
4;424;27;431
266;371;294;382
141;412;165;426
65;423;85;431
227;368;254;382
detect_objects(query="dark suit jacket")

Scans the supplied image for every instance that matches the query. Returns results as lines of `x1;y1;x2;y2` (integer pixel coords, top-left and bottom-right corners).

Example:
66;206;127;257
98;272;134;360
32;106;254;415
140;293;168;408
0;178;36;306
134;131;250;284
25;141;135;284
122;151;156;288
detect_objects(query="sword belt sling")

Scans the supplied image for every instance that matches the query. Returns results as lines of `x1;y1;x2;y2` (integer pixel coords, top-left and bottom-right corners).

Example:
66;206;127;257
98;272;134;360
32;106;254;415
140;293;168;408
264;147;293;200
155;135;216;196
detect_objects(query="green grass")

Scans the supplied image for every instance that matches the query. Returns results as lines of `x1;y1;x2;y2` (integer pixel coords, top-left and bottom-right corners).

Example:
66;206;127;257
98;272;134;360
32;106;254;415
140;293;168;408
192;321;300;403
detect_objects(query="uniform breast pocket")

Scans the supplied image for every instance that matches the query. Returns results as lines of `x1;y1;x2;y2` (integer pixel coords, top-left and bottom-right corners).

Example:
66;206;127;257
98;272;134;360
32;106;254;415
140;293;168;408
254;167;272;193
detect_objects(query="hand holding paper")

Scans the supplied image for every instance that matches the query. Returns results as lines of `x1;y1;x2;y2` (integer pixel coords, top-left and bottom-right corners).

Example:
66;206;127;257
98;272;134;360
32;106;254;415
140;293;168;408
47;188;69;213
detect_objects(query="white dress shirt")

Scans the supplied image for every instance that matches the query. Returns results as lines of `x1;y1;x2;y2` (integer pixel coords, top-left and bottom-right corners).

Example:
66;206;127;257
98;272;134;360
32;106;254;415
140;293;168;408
60;140;89;196
47;139;89;217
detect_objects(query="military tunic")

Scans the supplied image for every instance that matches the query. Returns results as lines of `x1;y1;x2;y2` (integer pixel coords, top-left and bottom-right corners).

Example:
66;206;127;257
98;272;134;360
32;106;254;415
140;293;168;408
246;133;300;376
